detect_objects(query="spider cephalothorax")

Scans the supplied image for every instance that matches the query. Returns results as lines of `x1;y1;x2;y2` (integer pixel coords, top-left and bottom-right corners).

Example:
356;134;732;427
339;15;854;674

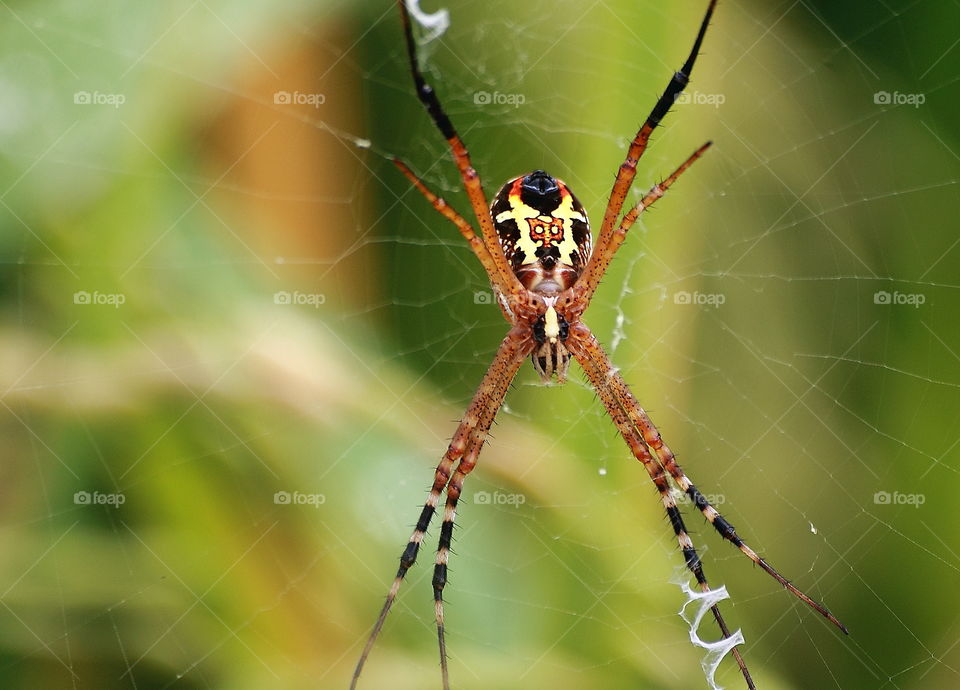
530;295;572;382
353;2;847;688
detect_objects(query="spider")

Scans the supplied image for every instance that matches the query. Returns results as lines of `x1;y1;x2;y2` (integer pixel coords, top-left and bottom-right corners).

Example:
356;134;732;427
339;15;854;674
352;1;847;688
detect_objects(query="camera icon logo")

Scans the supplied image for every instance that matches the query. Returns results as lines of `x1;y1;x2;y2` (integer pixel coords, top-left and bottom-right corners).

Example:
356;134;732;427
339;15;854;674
473;91;492;105
74;491;91;505
474;491;491;504
274;491;292;504
873;491;891;504
873;291;891;305
873;91;891;105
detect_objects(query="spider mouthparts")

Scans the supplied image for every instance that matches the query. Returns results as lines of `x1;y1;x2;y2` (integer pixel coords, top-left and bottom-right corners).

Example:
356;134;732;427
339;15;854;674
531;339;571;383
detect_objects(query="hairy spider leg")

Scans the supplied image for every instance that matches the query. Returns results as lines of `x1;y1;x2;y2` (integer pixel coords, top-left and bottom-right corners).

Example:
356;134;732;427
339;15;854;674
571;326;848;634
350;330;531;690
568;322;756;689
576;0;719;307
396;0;525;300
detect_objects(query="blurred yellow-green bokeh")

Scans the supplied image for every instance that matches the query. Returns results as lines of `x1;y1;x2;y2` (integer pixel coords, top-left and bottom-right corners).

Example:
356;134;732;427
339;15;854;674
2;1;959;688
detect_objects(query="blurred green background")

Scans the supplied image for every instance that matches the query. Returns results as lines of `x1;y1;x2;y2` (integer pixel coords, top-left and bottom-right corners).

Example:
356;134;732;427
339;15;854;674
1;0;958;688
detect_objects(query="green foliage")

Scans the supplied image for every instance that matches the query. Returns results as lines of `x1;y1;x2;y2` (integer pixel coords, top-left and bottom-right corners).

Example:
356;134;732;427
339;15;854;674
1;1;957;688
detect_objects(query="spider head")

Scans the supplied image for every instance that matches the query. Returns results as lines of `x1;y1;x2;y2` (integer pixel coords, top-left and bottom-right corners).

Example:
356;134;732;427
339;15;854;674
492;171;592;295
531;297;571;383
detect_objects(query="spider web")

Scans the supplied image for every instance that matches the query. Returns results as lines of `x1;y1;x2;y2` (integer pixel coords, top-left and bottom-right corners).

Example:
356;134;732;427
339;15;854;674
1;0;959;689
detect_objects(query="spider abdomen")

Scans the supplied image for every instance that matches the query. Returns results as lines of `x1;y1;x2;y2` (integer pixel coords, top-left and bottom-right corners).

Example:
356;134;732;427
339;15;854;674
491;170;592;295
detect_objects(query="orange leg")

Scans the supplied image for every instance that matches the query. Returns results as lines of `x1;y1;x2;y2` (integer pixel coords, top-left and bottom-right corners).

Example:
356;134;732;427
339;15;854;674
570;323;848;633
573;142;712;311
396;0;525;299
577;0;718;306
393;158;513;312
568;321;756;689
350;329;531;690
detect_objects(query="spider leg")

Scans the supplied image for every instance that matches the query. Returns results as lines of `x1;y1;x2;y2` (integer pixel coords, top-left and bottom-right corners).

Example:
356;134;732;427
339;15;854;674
393;158;510;308
431;333;529;689
572;142;712;313
570;325;849;636
351;328;531;689
577;0;717;304
397;0;524;298
566;322;755;689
